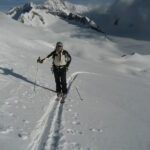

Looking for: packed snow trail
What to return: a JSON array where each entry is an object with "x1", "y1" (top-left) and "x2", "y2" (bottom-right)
[
  {"x1": 44, "y1": 103, "x2": 64, "y2": 150},
  {"x1": 27, "y1": 71, "x2": 98, "y2": 150},
  {"x1": 27, "y1": 72, "x2": 79, "y2": 150}
]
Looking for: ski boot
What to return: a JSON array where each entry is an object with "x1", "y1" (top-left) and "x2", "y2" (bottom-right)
[
  {"x1": 60, "y1": 93, "x2": 67, "y2": 104},
  {"x1": 56, "y1": 92, "x2": 62, "y2": 101}
]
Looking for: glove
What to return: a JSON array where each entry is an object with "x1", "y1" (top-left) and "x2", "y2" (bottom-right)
[
  {"x1": 37, "y1": 57, "x2": 43, "y2": 63},
  {"x1": 37, "y1": 57, "x2": 41, "y2": 63},
  {"x1": 40, "y1": 59, "x2": 44, "y2": 63},
  {"x1": 37, "y1": 57, "x2": 45, "y2": 63}
]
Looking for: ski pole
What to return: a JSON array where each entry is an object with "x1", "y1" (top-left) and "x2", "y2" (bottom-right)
[
  {"x1": 75, "y1": 86, "x2": 83, "y2": 101},
  {"x1": 34, "y1": 59, "x2": 39, "y2": 92}
]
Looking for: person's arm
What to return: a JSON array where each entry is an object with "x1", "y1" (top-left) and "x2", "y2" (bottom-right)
[
  {"x1": 39, "y1": 51, "x2": 55, "y2": 63},
  {"x1": 65, "y1": 51, "x2": 72, "y2": 67},
  {"x1": 46, "y1": 51, "x2": 55, "y2": 58}
]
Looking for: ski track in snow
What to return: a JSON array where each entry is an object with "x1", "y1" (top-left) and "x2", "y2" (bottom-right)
[{"x1": 27, "y1": 71, "x2": 97, "y2": 150}]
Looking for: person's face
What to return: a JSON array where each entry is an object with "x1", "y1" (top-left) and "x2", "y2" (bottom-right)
[{"x1": 56, "y1": 45, "x2": 63, "y2": 52}]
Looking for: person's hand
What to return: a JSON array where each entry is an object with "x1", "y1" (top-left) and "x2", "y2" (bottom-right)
[
  {"x1": 37, "y1": 57, "x2": 41, "y2": 63},
  {"x1": 37, "y1": 57, "x2": 45, "y2": 63},
  {"x1": 40, "y1": 59, "x2": 44, "y2": 63}
]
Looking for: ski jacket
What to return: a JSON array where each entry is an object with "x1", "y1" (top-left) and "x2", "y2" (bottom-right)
[{"x1": 46, "y1": 50, "x2": 71, "y2": 67}]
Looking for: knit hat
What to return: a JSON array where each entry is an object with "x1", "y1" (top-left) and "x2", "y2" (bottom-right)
[{"x1": 56, "y1": 42, "x2": 63, "y2": 47}]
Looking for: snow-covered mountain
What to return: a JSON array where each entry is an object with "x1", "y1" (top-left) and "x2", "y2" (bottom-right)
[
  {"x1": 108, "y1": 0, "x2": 150, "y2": 36},
  {"x1": 7, "y1": 2, "x2": 104, "y2": 34},
  {"x1": 45, "y1": 0, "x2": 89, "y2": 14},
  {"x1": 6, "y1": 0, "x2": 150, "y2": 40},
  {"x1": 83, "y1": 0, "x2": 150, "y2": 40},
  {"x1": 65, "y1": 1, "x2": 90, "y2": 14},
  {"x1": 44, "y1": 0, "x2": 69, "y2": 14}
]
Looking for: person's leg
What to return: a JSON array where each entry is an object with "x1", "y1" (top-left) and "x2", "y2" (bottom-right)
[
  {"x1": 53, "y1": 68, "x2": 61, "y2": 94},
  {"x1": 60, "y1": 68, "x2": 67, "y2": 95}
]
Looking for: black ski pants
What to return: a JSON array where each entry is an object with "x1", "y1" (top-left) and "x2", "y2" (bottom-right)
[{"x1": 53, "y1": 66, "x2": 67, "y2": 94}]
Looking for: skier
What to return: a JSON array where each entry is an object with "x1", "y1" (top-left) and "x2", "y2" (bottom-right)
[{"x1": 37, "y1": 42, "x2": 72, "y2": 103}]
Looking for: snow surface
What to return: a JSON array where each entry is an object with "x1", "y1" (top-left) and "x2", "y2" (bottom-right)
[{"x1": 0, "y1": 11, "x2": 150, "y2": 150}]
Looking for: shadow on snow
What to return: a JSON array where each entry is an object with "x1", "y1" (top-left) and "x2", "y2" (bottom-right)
[{"x1": 0, "y1": 67, "x2": 56, "y2": 93}]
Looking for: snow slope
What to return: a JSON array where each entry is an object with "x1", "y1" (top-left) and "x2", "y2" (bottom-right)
[
  {"x1": 0, "y1": 11, "x2": 150, "y2": 150},
  {"x1": 83, "y1": 0, "x2": 150, "y2": 40}
]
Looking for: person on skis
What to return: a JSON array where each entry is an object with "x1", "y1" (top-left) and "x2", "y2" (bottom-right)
[{"x1": 37, "y1": 42, "x2": 72, "y2": 101}]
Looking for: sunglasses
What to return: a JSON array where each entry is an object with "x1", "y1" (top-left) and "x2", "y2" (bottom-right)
[{"x1": 57, "y1": 45, "x2": 63, "y2": 47}]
